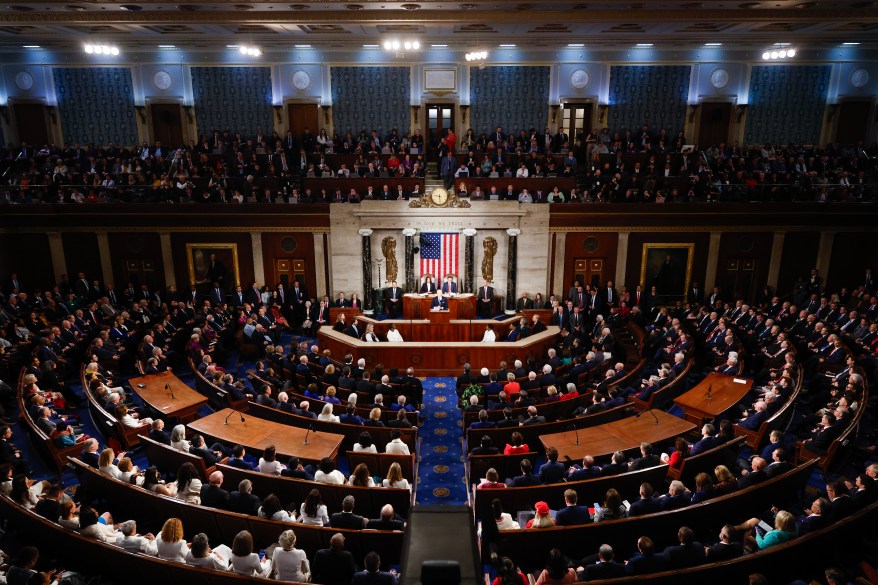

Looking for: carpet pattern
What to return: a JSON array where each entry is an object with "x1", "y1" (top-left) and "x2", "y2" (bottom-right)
[{"x1": 415, "y1": 377, "x2": 469, "y2": 506}]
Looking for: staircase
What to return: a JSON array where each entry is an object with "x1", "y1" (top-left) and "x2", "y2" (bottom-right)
[{"x1": 425, "y1": 162, "x2": 443, "y2": 192}]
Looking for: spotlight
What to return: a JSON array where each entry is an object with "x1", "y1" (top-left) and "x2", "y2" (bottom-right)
[
  {"x1": 412, "y1": 41, "x2": 420, "y2": 49},
  {"x1": 84, "y1": 44, "x2": 94, "y2": 53},
  {"x1": 392, "y1": 40, "x2": 400, "y2": 50},
  {"x1": 384, "y1": 40, "x2": 392, "y2": 50},
  {"x1": 787, "y1": 49, "x2": 796, "y2": 57},
  {"x1": 770, "y1": 51, "x2": 778, "y2": 59},
  {"x1": 240, "y1": 46, "x2": 248, "y2": 54},
  {"x1": 762, "y1": 51, "x2": 770, "y2": 59},
  {"x1": 110, "y1": 47, "x2": 120, "y2": 56}
]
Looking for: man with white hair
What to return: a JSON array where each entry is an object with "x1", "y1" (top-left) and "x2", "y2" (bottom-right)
[
  {"x1": 391, "y1": 395, "x2": 415, "y2": 413},
  {"x1": 478, "y1": 367, "x2": 490, "y2": 383},
  {"x1": 513, "y1": 359, "x2": 527, "y2": 378},
  {"x1": 541, "y1": 364, "x2": 556, "y2": 387},
  {"x1": 463, "y1": 394, "x2": 481, "y2": 413},
  {"x1": 276, "y1": 391, "x2": 294, "y2": 413}
]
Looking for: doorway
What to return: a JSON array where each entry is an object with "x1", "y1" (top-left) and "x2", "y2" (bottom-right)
[
  {"x1": 12, "y1": 103, "x2": 50, "y2": 146},
  {"x1": 835, "y1": 100, "x2": 871, "y2": 145},
  {"x1": 562, "y1": 103, "x2": 594, "y2": 146},
  {"x1": 723, "y1": 258, "x2": 758, "y2": 304},
  {"x1": 425, "y1": 103, "x2": 455, "y2": 162},
  {"x1": 697, "y1": 102, "x2": 733, "y2": 148},
  {"x1": 573, "y1": 258, "x2": 606, "y2": 291},
  {"x1": 287, "y1": 103, "x2": 320, "y2": 138},
  {"x1": 272, "y1": 258, "x2": 307, "y2": 290},
  {"x1": 150, "y1": 103, "x2": 184, "y2": 147}
]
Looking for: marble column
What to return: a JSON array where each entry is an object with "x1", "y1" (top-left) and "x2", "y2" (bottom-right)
[
  {"x1": 158, "y1": 232, "x2": 176, "y2": 288},
  {"x1": 463, "y1": 228, "x2": 477, "y2": 293},
  {"x1": 703, "y1": 231, "x2": 722, "y2": 294},
  {"x1": 360, "y1": 228, "x2": 374, "y2": 312},
  {"x1": 94, "y1": 231, "x2": 114, "y2": 286},
  {"x1": 402, "y1": 228, "x2": 417, "y2": 293},
  {"x1": 250, "y1": 232, "x2": 265, "y2": 286},
  {"x1": 766, "y1": 231, "x2": 786, "y2": 291},
  {"x1": 47, "y1": 232, "x2": 67, "y2": 284},
  {"x1": 816, "y1": 231, "x2": 836, "y2": 278},
  {"x1": 615, "y1": 232, "x2": 629, "y2": 285},
  {"x1": 505, "y1": 228, "x2": 520, "y2": 313}
]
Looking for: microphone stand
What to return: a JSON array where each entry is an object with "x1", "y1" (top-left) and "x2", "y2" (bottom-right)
[
  {"x1": 304, "y1": 424, "x2": 314, "y2": 445},
  {"x1": 635, "y1": 410, "x2": 660, "y2": 425},
  {"x1": 568, "y1": 424, "x2": 580, "y2": 445},
  {"x1": 166, "y1": 383, "x2": 175, "y2": 399},
  {"x1": 706, "y1": 383, "x2": 713, "y2": 401},
  {"x1": 224, "y1": 408, "x2": 237, "y2": 425}
]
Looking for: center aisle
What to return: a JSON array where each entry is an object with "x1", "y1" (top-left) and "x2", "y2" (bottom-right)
[{"x1": 415, "y1": 377, "x2": 469, "y2": 506}]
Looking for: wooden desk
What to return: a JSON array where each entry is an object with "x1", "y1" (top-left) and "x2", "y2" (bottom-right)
[
  {"x1": 403, "y1": 293, "x2": 477, "y2": 321},
  {"x1": 188, "y1": 409, "x2": 345, "y2": 465},
  {"x1": 129, "y1": 371, "x2": 208, "y2": 423},
  {"x1": 674, "y1": 373, "x2": 753, "y2": 424},
  {"x1": 327, "y1": 307, "x2": 363, "y2": 328},
  {"x1": 539, "y1": 410, "x2": 695, "y2": 461}
]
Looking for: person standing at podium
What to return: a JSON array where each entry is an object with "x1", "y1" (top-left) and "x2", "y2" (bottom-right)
[
  {"x1": 478, "y1": 280, "x2": 494, "y2": 318},
  {"x1": 430, "y1": 290, "x2": 449, "y2": 310},
  {"x1": 384, "y1": 281, "x2": 403, "y2": 318},
  {"x1": 441, "y1": 276, "x2": 458, "y2": 295},
  {"x1": 420, "y1": 276, "x2": 437, "y2": 294}
]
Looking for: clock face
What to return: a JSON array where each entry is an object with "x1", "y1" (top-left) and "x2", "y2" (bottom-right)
[
  {"x1": 153, "y1": 70, "x2": 172, "y2": 91},
  {"x1": 570, "y1": 69, "x2": 589, "y2": 89},
  {"x1": 430, "y1": 188, "x2": 449, "y2": 206},
  {"x1": 710, "y1": 68, "x2": 730, "y2": 89},
  {"x1": 15, "y1": 71, "x2": 34, "y2": 91},
  {"x1": 292, "y1": 70, "x2": 312, "y2": 91},
  {"x1": 851, "y1": 68, "x2": 870, "y2": 89}
]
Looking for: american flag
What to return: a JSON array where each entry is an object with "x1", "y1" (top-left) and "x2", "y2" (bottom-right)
[{"x1": 419, "y1": 232, "x2": 460, "y2": 280}]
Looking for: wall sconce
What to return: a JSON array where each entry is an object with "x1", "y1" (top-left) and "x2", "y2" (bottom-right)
[
  {"x1": 321, "y1": 105, "x2": 330, "y2": 125},
  {"x1": 459, "y1": 105, "x2": 469, "y2": 123},
  {"x1": 134, "y1": 105, "x2": 147, "y2": 123},
  {"x1": 598, "y1": 105, "x2": 608, "y2": 124},
  {"x1": 551, "y1": 104, "x2": 560, "y2": 125},
  {"x1": 688, "y1": 104, "x2": 699, "y2": 123},
  {"x1": 272, "y1": 105, "x2": 283, "y2": 124},
  {"x1": 411, "y1": 105, "x2": 420, "y2": 125},
  {"x1": 735, "y1": 104, "x2": 748, "y2": 123}
]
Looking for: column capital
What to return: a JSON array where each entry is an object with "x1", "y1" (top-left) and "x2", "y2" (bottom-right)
[
  {"x1": 402, "y1": 228, "x2": 417, "y2": 237},
  {"x1": 358, "y1": 228, "x2": 374, "y2": 237},
  {"x1": 462, "y1": 228, "x2": 478, "y2": 237},
  {"x1": 506, "y1": 228, "x2": 521, "y2": 237}
]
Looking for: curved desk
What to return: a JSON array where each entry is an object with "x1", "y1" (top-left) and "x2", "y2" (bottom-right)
[{"x1": 318, "y1": 324, "x2": 560, "y2": 376}]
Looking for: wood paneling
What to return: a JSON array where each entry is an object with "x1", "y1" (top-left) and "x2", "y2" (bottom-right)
[
  {"x1": 106, "y1": 232, "x2": 164, "y2": 290},
  {"x1": 835, "y1": 101, "x2": 872, "y2": 146},
  {"x1": 827, "y1": 232, "x2": 878, "y2": 294},
  {"x1": 777, "y1": 231, "x2": 820, "y2": 297},
  {"x1": 150, "y1": 103, "x2": 184, "y2": 148},
  {"x1": 625, "y1": 232, "x2": 710, "y2": 293},
  {"x1": 170, "y1": 233, "x2": 254, "y2": 291},
  {"x1": 0, "y1": 233, "x2": 54, "y2": 291},
  {"x1": 563, "y1": 233, "x2": 619, "y2": 295},
  {"x1": 260, "y1": 233, "x2": 317, "y2": 299},
  {"x1": 61, "y1": 233, "x2": 102, "y2": 284},
  {"x1": 716, "y1": 232, "x2": 773, "y2": 303},
  {"x1": 12, "y1": 103, "x2": 50, "y2": 146}
]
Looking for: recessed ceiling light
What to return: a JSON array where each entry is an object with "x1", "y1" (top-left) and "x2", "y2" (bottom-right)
[
  {"x1": 362, "y1": 44, "x2": 379, "y2": 48},
  {"x1": 158, "y1": 44, "x2": 176, "y2": 48},
  {"x1": 499, "y1": 44, "x2": 516, "y2": 47},
  {"x1": 22, "y1": 45, "x2": 41, "y2": 48},
  {"x1": 226, "y1": 45, "x2": 240, "y2": 48},
  {"x1": 431, "y1": 44, "x2": 447, "y2": 47},
  {"x1": 705, "y1": 42, "x2": 722, "y2": 46},
  {"x1": 567, "y1": 43, "x2": 585, "y2": 47},
  {"x1": 635, "y1": 43, "x2": 653, "y2": 47},
  {"x1": 294, "y1": 44, "x2": 312, "y2": 48},
  {"x1": 843, "y1": 42, "x2": 860, "y2": 45}
]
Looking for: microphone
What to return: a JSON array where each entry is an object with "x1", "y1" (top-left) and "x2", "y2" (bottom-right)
[
  {"x1": 706, "y1": 383, "x2": 713, "y2": 401},
  {"x1": 635, "y1": 410, "x2": 660, "y2": 425},
  {"x1": 166, "y1": 383, "x2": 175, "y2": 399},
  {"x1": 568, "y1": 424, "x2": 580, "y2": 445},
  {"x1": 304, "y1": 424, "x2": 315, "y2": 445}
]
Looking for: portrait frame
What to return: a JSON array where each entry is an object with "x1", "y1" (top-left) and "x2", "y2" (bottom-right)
[
  {"x1": 639, "y1": 243, "x2": 695, "y2": 301},
  {"x1": 186, "y1": 243, "x2": 241, "y2": 289}
]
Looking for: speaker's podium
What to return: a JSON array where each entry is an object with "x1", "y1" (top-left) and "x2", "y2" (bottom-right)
[{"x1": 400, "y1": 505, "x2": 481, "y2": 585}]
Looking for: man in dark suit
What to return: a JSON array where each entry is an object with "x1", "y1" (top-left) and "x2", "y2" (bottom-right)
[
  {"x1": 628, "y1": 482, "x2": 662, "y2": 516},
  {"x1": 689, "y1": 423, "x2": 720, "y2": 455},
  {"x1": 478, "y1": 280, "x2": 494, "y2": 318},
  {"x1": 280, "y1": 456, "x2": 315, "y2": 480},
  {"x1": 579, "y1": 545, "x2": 626, "y2": 581},
  {"x1": 705, "y1": 525, "x2": 743, "y2": 562},
  {"x1": 430, "y1": 290, "x2": 449, "y2": 310},
  {"x1": 148, "y1": 419, "x2": 171, "y2": 445},
  {"x1": 764, "y1": 447, "x2": 795, "y2": 478},
  {"x1": 554, "y1": 489, "x2": 592, "y2": 526},
  {"x1": 505, "y1": 458, "x2": 540, "y2": 487},
  {"x1": 629, "y1": 442, "x2": 661, "y2": 470},
  {"x1": 538, "y1": 447, "x2": 566, "y2": 484},
  {"x1": 601, "y1": 280, "x2": 619, "y2": 308},
  {"x1": 626, "y1": 536, "x2": 668, "y2": 575},
  {"x1": 291, "y1": 280, "x2": 307, "y2": 326},
  {"x1": 738, "y1": 457, "x2": 768, "y2": 489},
  {"x1": 797, "y1": 498, "x2": 832, "y2": 535},
  {"x1": 662, "y1": 526, "x2": 706, "y2": 569},
  {"x1": 384, "y1": 281, "x2": 403, "y2": 318},
  {"x1": 200, "y1": 471, "x2": 230, "y2": 509},
  {"x1": 521, "y1": 405, "x2": 546, "y2": 426},
  {"x1": 312, "y1": 533, "x2": 358, "y2": 585},
  {"x1": 366, "y1": 504, "x2": 405, "y2": 531},
  {"x1": 244, "y1": 282, "x2": 261, "y2": 307},
  {"x1": 441, "y1": 276, "x2": 458, "y2": 295},
  {"x1": 346, "y1": 319, "x2": 361, "y2": 339},
  {"x1": 330, "y1": 495, "x2": 368, "y2": 530},
  {"x1": 189, "y1": 434, "x2": 227, "y2": 467},
  {"x1": 227, "y1": 478, "x2": 261, "y2": 516},
  {"x1": 567, "y1": 455, "x2": 602, "y2": 481},
  {"x1": 230, "y1": 285, "x2": 245, "y2": 307},
  {"x1": 471, "y1": 435, "x2": 499, "y2": 456}
]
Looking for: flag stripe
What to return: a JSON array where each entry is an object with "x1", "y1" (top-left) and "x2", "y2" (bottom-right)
[{"x1": 419, "y1": 232, "x2": 459, "y2": 280}]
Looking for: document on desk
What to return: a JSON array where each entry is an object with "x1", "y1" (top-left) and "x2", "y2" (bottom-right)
[{"x1": 733, "y1": 378, "x2": 748, "y2": 384}]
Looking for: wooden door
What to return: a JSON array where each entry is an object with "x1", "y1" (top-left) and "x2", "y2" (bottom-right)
[
  {"x1": 562, "y1": 103, "x2": 593, "y2": 147},
  {"x1": 13, "y1": 103, "x2": 50, "y2": 146},
  {"x1": 287, "y1": 103, "x2": 320, "y2": 137},
  {"x1": 698, "y1": 102, "x2": 732, "y2": 149},
  {"x1": 425, "y1": 103, "x2": 455, "y2": 162},
  {"x1": 272, "y1": 258, "x2": 307, "y2": 290},
  {"x1": 150, "y1": 103, "x2": 184, "y2": 147},
  {"x1": 573, "y1": 258, "x2": 606, "y2": 290},
  {"x1": 722, "y1": 258, "x2": 758, "y2": 304},
  {"x1": 122, "y1": 258, "x2": 158, "y2": 290},
  {"x1": 836, "y1": 101, "x2": 871, "y2": 145}
]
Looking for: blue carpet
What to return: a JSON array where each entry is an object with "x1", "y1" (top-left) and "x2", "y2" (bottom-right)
[{"x1": 415, "y1": 377, "x2": 468, "y2": 506}]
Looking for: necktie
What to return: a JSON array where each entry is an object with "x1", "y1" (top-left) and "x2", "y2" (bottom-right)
[
  {"x1": 484, "y1": 288, "x2": 489, "y2": 301},
  {"x1": 579, "y1": 293, "x2": 583, "y2": 306}
]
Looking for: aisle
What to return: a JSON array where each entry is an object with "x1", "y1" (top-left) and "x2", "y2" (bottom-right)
[{"x1": 415, "y1": 377, "x2": 469, "y2": 506}]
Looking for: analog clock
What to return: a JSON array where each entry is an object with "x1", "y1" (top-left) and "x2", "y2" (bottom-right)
[
  {"x1": 710, "y1": 68, "x2": 730, "y2": 89},
  {"x1": 153, "y1": 70, "x2": 172, "y2": 91},
  {"x1": 430, "y1": 188, "x2": 449, "y2": 206},
  {"x1": 292, "y1": 70, "x2": 312, "y2": 91},
  {"x1": 570, "y1": 69, "x2": 589, "y2": 90}
]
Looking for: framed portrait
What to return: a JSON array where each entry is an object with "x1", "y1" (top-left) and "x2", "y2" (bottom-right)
[
  {"x1": 639, "y1": 243, "x2": 695, "y2": 301},
  {"x1": 186, "y1": 243, "x2": 240, "y2": 289}
]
